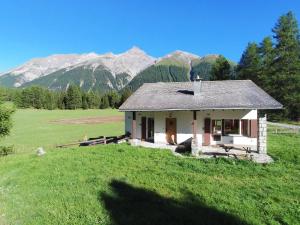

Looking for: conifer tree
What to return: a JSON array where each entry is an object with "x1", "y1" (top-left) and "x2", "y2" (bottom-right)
[
  {"x1": 236, "y1": 43, "x2": 261, "y2": 85},
  {"x1": 271, "y1": 11, "x2": 300, "y2": 119},
  {"x1": 66, "y1": 84, "x2": 82, "y2": 109},
  {"x1": 81, "y1": 93, "x2": 89, "y2": 109},
  {"x1": 100, "y1": 95, "x2": 109, "y2": 109},
  {"x1": 120, "y1": 88, "x2": 132, "y2": 105},
  {"x1": 258, "y1": 37, "x2": 274, "y2": 91},
  {"x1": 87, "y1": 91, "x2": 100, "y2": 109},
  {"x1": 210, "y1": 56, "x2": 231, "y2": 80},
  {"x1": 107, "y1": 91, "x2": 120, "y2": 108}
]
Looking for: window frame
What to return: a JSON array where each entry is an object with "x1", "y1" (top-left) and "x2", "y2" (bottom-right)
[{"x1": 222, "y1": 119, "x2": 240, "y2": 136}]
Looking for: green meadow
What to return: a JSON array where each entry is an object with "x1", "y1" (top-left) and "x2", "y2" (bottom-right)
[{"x1": 0, "y1": 109, "x2": 299, "y2": 225}]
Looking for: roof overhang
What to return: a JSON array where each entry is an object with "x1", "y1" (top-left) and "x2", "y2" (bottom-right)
[{"x1": 119, "y1": 106, "x2": 283, "y2": 112}]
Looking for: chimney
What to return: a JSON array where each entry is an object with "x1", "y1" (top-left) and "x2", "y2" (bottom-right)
[{"x1": 193, "y1": 75, "x2": 202, "y2": 96}]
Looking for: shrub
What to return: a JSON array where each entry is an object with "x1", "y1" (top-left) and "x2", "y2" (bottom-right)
[{"x1": 0, "y1": 146, "x2": 14, "y2": 156}]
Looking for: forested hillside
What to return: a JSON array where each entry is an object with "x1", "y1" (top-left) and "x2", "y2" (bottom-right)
[
  {"x1": 23, "y1": 66, "x2": 131, "y2": 92},
  {"x1": 126, "y1": 54, "x2": 236, "y2": 91}
]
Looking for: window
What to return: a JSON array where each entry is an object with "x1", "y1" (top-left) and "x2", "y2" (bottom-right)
[
  {"x1": 223, "y1": 119, "x2": 240, "y2": 135},
  {"x1": 212, "y1": 120, "x2": 222, "y2": 135}
]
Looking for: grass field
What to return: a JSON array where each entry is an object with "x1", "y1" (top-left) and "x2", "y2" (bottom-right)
[
  {"x1": 0, "y1": 109, "x2": 123, "y2": 153},
  {"x1": 0, "y1": 109, "x2": 299, "y2": 225}
]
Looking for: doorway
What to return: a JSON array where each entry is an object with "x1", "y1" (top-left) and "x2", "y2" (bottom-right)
[
  {"x1": 141, "y1": 117, "x2": 147, "y2": 140},
  {"x1": 166, "y1": 118, "x2": 177, "y2": 144},
  {"x1": 204, "y1": 118, "x2": 211, "y2": 145},
  {"x1": 147, "y1": 118, "x2": 154, "y2": 140}
]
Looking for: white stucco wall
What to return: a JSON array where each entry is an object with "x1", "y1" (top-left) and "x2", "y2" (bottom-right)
[
  {"x1": 125, "y1": 111, "x2": 132, "y2": 134},
  {"x1": 154, "y1": 111, "x2": 202, "y2": 144},
  {"x1": 124, "y1": 109, "x2": 257, "y2": 147}
]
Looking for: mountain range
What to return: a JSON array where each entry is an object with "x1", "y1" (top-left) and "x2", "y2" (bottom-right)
[{"x1": 0, "y1": 47, "x2": 235, "y2": 92}]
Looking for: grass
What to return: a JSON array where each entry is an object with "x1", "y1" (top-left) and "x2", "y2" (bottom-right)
[
  {"x1": 0, "y1": 109, "x2": 299, "y2": 225},
  {"x1": 280, "y1": 120, "x2": 300, "y2": 126},
  {"x1": 0, "y1": 109, "x2": 123, "y2": 153}
]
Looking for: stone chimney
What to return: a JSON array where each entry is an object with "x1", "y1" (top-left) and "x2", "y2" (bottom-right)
[{"x1": 193, "y1": 75, "x2": 202, "y2": 96}]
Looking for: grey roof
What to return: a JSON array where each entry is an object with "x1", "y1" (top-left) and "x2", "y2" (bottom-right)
[{"x1": 119, "y1": 80, "x2": 283, "y2": 111}]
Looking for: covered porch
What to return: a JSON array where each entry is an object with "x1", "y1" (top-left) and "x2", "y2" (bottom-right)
[{"x1": 126, "y1": 109, "x2": 267, "y2": 155}]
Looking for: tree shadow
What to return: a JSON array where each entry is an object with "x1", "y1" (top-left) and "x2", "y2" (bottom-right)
[{"x1": 100, "y1": 180, "x2": 249, "y2": 225}]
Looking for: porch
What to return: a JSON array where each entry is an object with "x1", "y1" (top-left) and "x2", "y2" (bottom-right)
[
  {"x1": 126, "y1": 109, "x2": 266, "y2": 151},
  {"x1": 129, "y1": 139, "x2": 272, "y2": 163}
]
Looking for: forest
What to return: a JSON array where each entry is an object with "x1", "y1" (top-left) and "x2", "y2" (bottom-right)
[{"x1": 0, "y1": 85, "x2": 132, "y2": 110}]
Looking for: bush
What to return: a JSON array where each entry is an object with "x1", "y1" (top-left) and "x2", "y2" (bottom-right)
[
  {"x1": 0, "y1": 146, "x2": 14, "y2": 156},
  {"x1": 0, "y1": 104, "x2": 15, "y2": 137}
]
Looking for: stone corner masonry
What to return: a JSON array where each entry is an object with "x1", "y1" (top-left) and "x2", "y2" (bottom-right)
[{"x1": 258, "y1": 114, "x2": 267, "y2": 154}]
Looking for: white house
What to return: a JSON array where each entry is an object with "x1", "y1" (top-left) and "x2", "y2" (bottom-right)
[{"x1": 119, "y1": 80, "x2": 282, "y2": 154}]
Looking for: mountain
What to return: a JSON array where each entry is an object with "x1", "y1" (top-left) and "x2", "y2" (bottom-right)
[
  {"x1": 20, "y1": 47, "x2": 155, "y2": 92},
  {"x1": 125, "y1": 53, "x2": 235, "y2": 92},
  {"x1": 0, "y1": 53, "x2": 99, "y2": 87},
  {"x1": 0, "y1": 47, "x2": 235, "y2": 92}
]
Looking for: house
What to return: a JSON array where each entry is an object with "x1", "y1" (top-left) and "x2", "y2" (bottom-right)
[{"x1": 119, "y1": 79, "x2": 282, "y2": 155}]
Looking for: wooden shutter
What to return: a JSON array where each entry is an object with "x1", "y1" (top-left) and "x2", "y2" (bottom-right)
[
  {"x1": 241, "y1": 119, "x2": 249, "y2": 136},
  {"x1": 250, "y1": 119, "x2": 257, "y2": 138},
  {"x1": 222, "y1": 119, "x2": 225, "y2": 136},
  {"x1": 241, "y1": 119, "x2": 245, "y2": 135},
  {"x1": 141, "y1": 117, "x2": 146, "y2": 140}
]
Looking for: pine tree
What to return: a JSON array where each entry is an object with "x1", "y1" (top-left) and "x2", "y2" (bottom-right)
[
  {"x1": 120, "y1": 88, "x2": 132, "y2": 105},
  {"x1": 258, "y1": 37, "x2": 275, "y2": 92},
  {"x1": 210, "y1": 56, "x2": 231, "y2": 80},
  {"x1": 57, "y1": 91, "x2": 66, "y2": 109},
  {"x1": 44, "y1": 91, "x2": 56, "y2": 110},
  {"x1": 87, "y1": 91, "x2": 100, "y2": 109},
  {"x1": 271, "y1": 11, "x2": 300, "y2": 120},
  {"x1": 107, "y1": 91, "x2": 120, "y2": 108},
  {"x1": 236, "y1": 43, "x2": 261, "y2": 85},
  {"x1": 100, "y1": 95, "x2": 109, "y2": 109},
  {"x1": 66, "y1": 84, "x2": 82, "y2": 110},
  {"x1": 81, "y1": 93, "x2": 89, "y2": 110}
]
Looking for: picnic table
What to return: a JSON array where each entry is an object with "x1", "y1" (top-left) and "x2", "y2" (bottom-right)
[{"x1": 220, "y1": 144, "x2": 253, "y2": 153}]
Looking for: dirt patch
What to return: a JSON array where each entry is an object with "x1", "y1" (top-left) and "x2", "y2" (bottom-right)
[{"x1": 50, "y1": 115, "x2": 123, "y2": 125}]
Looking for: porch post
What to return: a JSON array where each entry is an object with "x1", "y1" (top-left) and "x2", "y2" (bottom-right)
[
  {"x1": 131, "y1": 111, "x2": 136, "y2": 140},
  {"x1": 191, "y1": 110, "x2": 200, "y2": 156},
  {"x1": 193, "y1": 111, "x2": 197, "y2": 142},
  {"x1": 258, "y1": 114, "x2": 267, "y2": 154}
]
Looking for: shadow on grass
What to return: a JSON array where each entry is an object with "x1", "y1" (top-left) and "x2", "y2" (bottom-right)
[{"x1": 100, "y1": 180, "x2": 249, "y2": 225}]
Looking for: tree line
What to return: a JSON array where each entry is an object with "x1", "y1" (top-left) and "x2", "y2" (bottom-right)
[
  {"x1": 0, "y1": 85, "x2": 132, "y2": 110},
  {"x1": 210, "y1": 11, "x2": 300, "y2": 121}
]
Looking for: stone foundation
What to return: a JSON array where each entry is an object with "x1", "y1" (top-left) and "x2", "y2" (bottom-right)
[{"x1": 258, "y1": 115, "x2": 267, "y2": 154}]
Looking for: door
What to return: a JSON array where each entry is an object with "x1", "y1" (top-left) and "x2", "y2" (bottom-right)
[
  {"x1": 147, "y1": 118, "x2": 154, "y2": 139},
  {"x1": 141, "y1": 117, "x2": 147, "y2": 140},
  {"x1": 166, "y1": 118, "x2": 177, "y2": 144},
  {"x1": 204, "y1": 118, "x2": 211, "y2": 145}
]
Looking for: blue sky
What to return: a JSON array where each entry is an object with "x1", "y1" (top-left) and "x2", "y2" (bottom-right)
[{"x1": 0, "y1": 0, "x2": 299, "y2": 72}]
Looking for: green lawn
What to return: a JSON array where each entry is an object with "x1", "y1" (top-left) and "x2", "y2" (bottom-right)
[
  {"x1": 0, "y1": 109, "x2": 299, "y2": 225},
  {"x1": 1, "y1": 109, "x2": 123, "y2": 153}
]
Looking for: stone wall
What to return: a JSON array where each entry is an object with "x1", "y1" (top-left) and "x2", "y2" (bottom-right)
[{"x1": 258, "y1": 115, "x2": 267, "y2": 154}]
